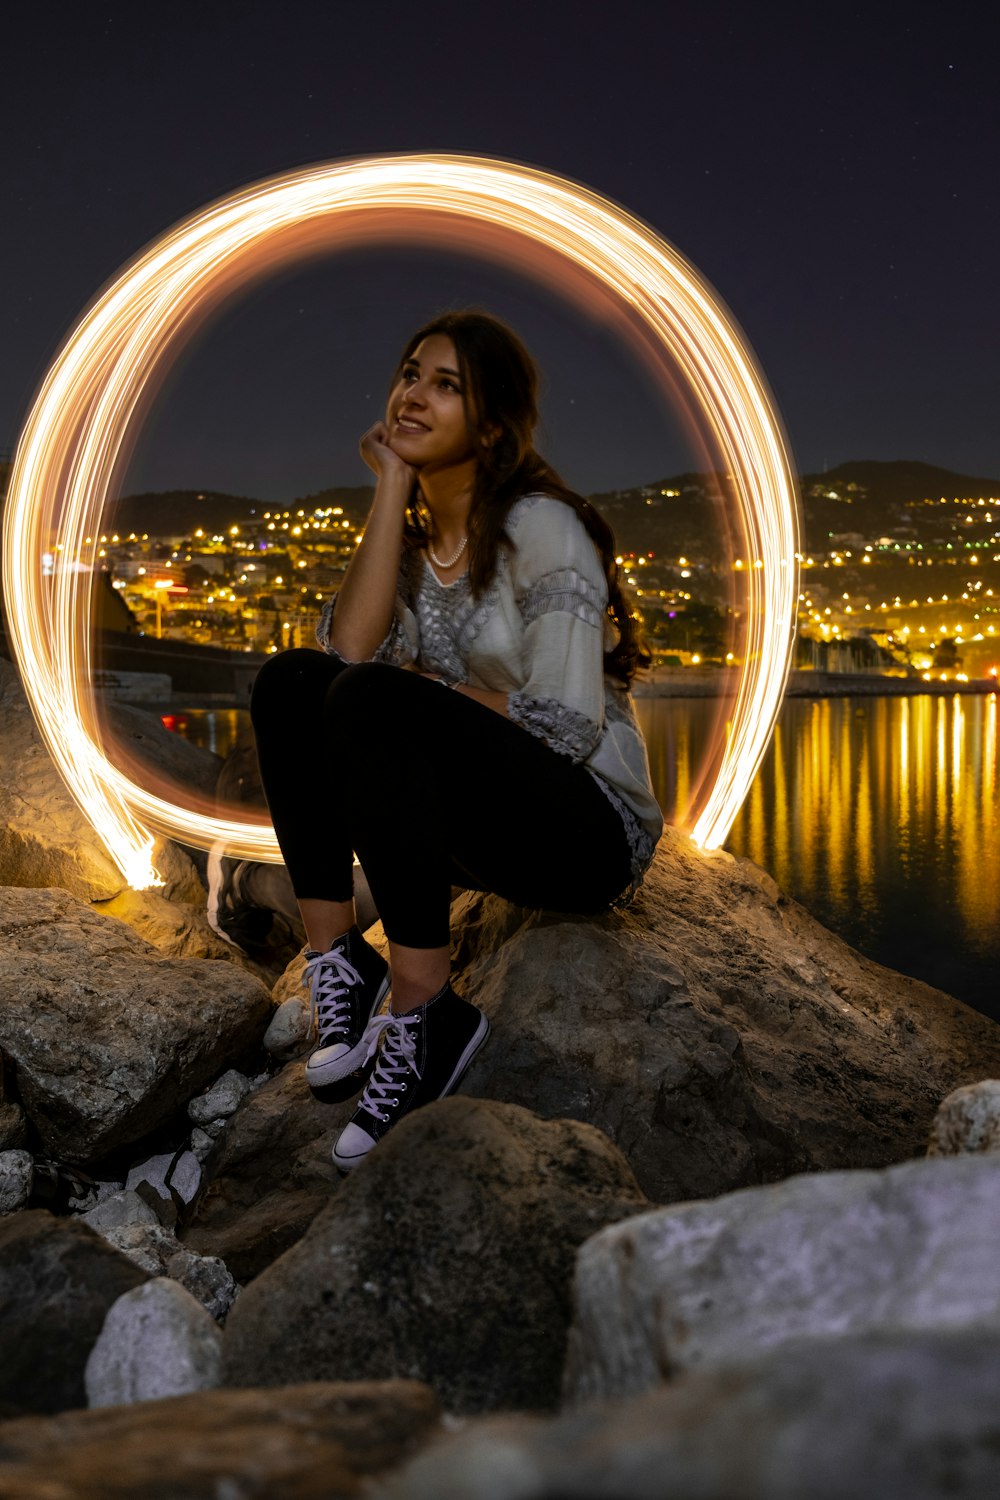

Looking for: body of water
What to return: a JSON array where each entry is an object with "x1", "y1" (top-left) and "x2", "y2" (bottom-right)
[
  {"x1": 636, "y1": 694, "x2": 1000, "y2": 1021},
  {"x1": 167, "y1": 695, "x2": 1000, "y2": 1022}
]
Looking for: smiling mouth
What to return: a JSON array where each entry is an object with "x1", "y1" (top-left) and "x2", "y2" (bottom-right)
[{"x1": 395, "y1": 417, "x2": 429, "y2": 433}]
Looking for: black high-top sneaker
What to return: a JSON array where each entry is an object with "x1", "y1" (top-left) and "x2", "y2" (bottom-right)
[
  {"x1": 331, "y1": 983, "x2": 491, "y2": 1171},
  {"x1": 303, "y1": 929, "x2": 391, "y2": 1088}
]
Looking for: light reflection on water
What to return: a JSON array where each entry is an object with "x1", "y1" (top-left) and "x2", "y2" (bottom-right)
[
  {"x1": 167, "y1": 698, "x2": 1000, "y2": 1021},
  {"x1": 636, "y1": 694, "x2": 1000, "y2": 1021}
]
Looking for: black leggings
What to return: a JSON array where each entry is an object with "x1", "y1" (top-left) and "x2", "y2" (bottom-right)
[{"x1": 250, "y1": 649, "x2": 633, "y2": 949}]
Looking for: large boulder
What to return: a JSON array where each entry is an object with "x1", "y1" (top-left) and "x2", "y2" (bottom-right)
[
  {"x1": 0, "y1": 658, "x2": 124, "y2": 899},
  {"x1": 0, "y1": 1210, "x2": 148, "y2": 1415},
  {"x1": 0, "y1": 886, "x2": 273, "y2": 1163},
  {"x1": 450, "y1": 828, "x2": 1000, "y2": 1202},
  {"x1": 222, "y1": 1097, "x2": 648, "y2": 1413},
  {"x1": 564, "y1": 1154, "x2": 1000, "y2": 1403},
  {"x1": 0, "y1": 1381, "x2": 440, "y2": 1499},
  {"x1": 376, "y1": 1328, "x2": 1000, "y2": 1500}
]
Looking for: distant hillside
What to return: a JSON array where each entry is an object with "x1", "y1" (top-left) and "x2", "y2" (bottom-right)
[
  {"x1": 106, "y1": 485, "x2": 374, "y2": 537},
  {"x1": 594, "y1": 461, "x2": 1000, "y2": 561}
]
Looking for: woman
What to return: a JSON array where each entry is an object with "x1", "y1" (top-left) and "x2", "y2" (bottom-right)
[{"x1": 250, "y1": 310, "x2": 662, "y2": 1171}]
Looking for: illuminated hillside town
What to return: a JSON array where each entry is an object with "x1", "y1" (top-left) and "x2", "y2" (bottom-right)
[{"x1": 3, "y1": 461, "x2": 999, "y2": 687}]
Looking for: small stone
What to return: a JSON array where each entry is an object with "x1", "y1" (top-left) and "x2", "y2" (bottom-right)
[
  {"x1": 190, "y1": 1127, "x2": 217, "y2": 1162},
  {"x1": 928, "y1": 1079, "x2": 1000, "y2": 1157},
  {"x1": 85, "y1": 1277, "x2": 222, "y2": 1406},
  {"x1": 263, "y1": 997, "x2": 311, "y2": 1057},
  {"x1": 167, "y1": 1248, "x2": 240, "y2": 1323},
  {"x1": 126, "y1": 1149, "x2": 201, "y2": 1205},
  {"x1": 188, "y1": 1070, "x2": 251, "y2": 1125},
  {"x1": 80, "y1": 1188, "x2": 161, "y2": 1234},
  {"x1": 198, "y1": 1117, "x2": 229, "y2": 1140},
  {"x1": 0, "y1": 1150, "x2": 33, "y2": 1214},
  {"x1": 97, "y1": 1221, "x2": 239, "y2": 1321}
]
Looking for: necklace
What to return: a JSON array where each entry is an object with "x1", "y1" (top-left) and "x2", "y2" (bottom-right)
[{"x1": 428, "y1": 534, "x2": 468, "y2": 570}]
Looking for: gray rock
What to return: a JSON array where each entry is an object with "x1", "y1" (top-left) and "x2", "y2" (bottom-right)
[
  {"x1": 189, "y1": 1126, "x2": 217, "y2": 1162},
  {"x1": 180, "y1": 1056, "x2": 354, "y2": 1281},
  {"x1": 187, "y1": 1068, "x2": 252, "y2": 1124},
  {"x1": 85, "y1": 1277, "x2": 222, "y2": 1406},
  {"x1": 928, "y1": 1078, "x2": 1000, "y2": 1156},
  {"x1": 448, "y1": 828, "x2": 1000, "y2": 1203},
  {"x1": 0, "y1": 1209, "x2": 148, "y2": 1415},
  {"x1": 0, "y1": 1148, "x2": 33, "y2": 1214},
  {"x1": 0, "y1": 886, "x2": 272, "y2": 1163},
  {"x1": 263, "y1": 994, "x2": 312, "y2": 1058},
  {"x1": 0, "y1": 1381, "x2": 440, "y2": 1498},
  {"x1": 80, "y1": 1187, "x2": 160, "y2": 1233},
  {"x1": 0, "y1": 658, "x2": 125, "y2": 900},
  {"x1": 0, "y1": 1097, "x2": 28, "y2": 1151},
  {"x1": 97, "y1": 1222, "x2": 239, "y2": 1321},
  {"x1": 126, "y1": 1149, "x2": 202, "y2": 1205},
  {"x1": 222, "y1": 1097, "x2": 648, "y2": 1413},
  {"x1": 564, "y1": 1154, "x2": 1000, "y2": 1404},
  {"x1": 375, "y1": 1329, "x2": 1000, "y2": 1500}
]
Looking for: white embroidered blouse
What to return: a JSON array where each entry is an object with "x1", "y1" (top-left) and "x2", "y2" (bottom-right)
[{"x1": 317, "y1": 493, "x2": 663, "y2": 893}]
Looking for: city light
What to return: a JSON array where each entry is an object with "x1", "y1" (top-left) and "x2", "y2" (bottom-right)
[{"x1": 2, "y1": 153, "x2": 797, "y2": 884}]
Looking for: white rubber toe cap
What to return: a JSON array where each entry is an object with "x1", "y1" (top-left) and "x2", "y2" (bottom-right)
[{"x1": 331, "y1": 1121, "x2": 378, "y2": 1171}]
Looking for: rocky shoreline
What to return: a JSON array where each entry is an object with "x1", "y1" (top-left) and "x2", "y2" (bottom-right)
[{"x1": 2, "y1": 654, "x2": 1000, "y2": 1497}]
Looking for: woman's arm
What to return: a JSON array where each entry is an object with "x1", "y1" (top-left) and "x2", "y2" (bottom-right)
[{"x1": 329, "y1": 422, "x2": 414, "y2": 662}]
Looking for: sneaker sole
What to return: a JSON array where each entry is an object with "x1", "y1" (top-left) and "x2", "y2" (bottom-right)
[
  {"x1": 304, "y1": 972, "x2": 392, "y2": 1087},
  {"x1": 206, "y1": 841, "x2": 242, "y2": 949},
  {"x1": 331, "y1": 1012, "x2": 492, "y2": 1172}
]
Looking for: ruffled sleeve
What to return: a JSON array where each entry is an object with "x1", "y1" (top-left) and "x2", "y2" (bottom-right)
[
  {"x1": 315, "y1": 552, "x2": 419, "y2": 667},
  {"x1": 506, "y1": 497, "x2": 608, "y2": 761}
]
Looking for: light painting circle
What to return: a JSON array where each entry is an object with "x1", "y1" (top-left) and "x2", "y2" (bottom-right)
[{"x1": 2, "y1": 154, "x2": 799, "y2": 888}]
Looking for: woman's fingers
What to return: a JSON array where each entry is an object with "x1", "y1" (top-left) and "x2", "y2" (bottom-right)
[{"x1": 360, "y1": 421, "x2": 416, "y2": 484}]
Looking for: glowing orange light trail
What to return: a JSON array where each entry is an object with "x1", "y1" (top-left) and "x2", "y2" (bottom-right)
[{"x1": 3, "y1": 155, "x2": 798, "y2": 885}]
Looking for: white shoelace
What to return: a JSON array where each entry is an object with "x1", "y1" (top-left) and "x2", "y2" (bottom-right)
[
  {"x1": 303, "y1": 947, "x2": 364, "y2": 1042},
  {"x1": 357, "y1": 1013, "x2": 422, "y2": 1121}
]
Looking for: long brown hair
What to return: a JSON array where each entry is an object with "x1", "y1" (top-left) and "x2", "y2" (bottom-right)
[{"x1": 394, "y1": 310, "x2": 650, "y2": 685}]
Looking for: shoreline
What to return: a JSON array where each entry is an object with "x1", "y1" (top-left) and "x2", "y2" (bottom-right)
[{"x1": 633, "y1": 669, "x2": 999, "y2": 700}]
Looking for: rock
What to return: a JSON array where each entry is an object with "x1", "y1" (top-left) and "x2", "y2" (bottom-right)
[
  {"x1": 80, "y1": 1187, "x2": 161, "y2": 1233},
  {"x1": 126, "y1": 1150, "x2": 202, "y2": 1205},
  {"x1": 190, "y1": 1126, "x2": 217, "y2": 1162},
  {"x1": 187, "y1": 1068, "x2": 252, "y2": 1124},
  {"x1": 564, "y1": 1154, "x2": 1000, "y2": 1404},
  {"x1": 0, "y1": 1149, "x2": 33, "y2": 1213},
  {"x1": 180, "y1": 1056, "x2": 354, "y2": 1281},
  {"x1": 100, "y1": 699, "x2": 223, "y2": 808},
  {"x1": 0, "y1": 1098, "x2": 28, "y2": 1151},
  {"x1": 449, "y1": 828, "x2": 1000, "y2": 1203},
  {"x1": 95, "y1": 1221, "x2": 239, "y2": 1321},
  {"x1": 0, "y1": 1381, "x2": 440, "y2": 1499},
  {"x1": 94, "y1": 885, "x2": 272, "y2": 976},
  {"x1": 928, "y1": 1078, "x2": 1000, "y2": 1156},
  {"x1": 264, "y1": 994, "x2": 312, "y2": 1058},
  {"x1": 0, "y1": 658, "x2": 125, "y2": 899},
  {"x1": 222, "y1": 1097, "x2": 648, "y2": 1413},
  {"x1": 0, "y1": 1209, "x2": 148, "y2": 1415},
  {"x1": 85, "y1": 1277, "x2": 223, "y2": 1407},
  {"x1": 375, "y1": 1328, "x2": 1000, "y2": 1500},
  {"x1": 0, "y1": 885, "x2": 273, "y2": 1164}
]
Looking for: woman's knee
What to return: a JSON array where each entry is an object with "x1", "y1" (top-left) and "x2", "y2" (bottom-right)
[{"x1": 250, "y1": 648, "x2": 339, "y2": 726}]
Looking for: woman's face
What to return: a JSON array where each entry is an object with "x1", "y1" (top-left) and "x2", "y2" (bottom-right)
[{"x1": 385, "y1": 334, "x2": 481, "y2": 474}]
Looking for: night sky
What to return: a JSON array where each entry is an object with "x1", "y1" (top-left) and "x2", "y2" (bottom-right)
[{"x1": 3, "y1": 2, "x2": 998, "y2": 502}]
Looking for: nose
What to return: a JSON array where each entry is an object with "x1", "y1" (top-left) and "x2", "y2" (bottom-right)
[{"x1": 402, "y1": 380, "x2": 427, "y2": 407}]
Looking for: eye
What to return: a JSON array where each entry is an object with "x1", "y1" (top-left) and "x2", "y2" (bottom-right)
[{"x1": 439, "y1": 377, "x2": 460, "y2": 393}]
